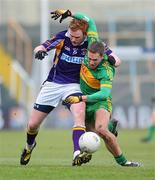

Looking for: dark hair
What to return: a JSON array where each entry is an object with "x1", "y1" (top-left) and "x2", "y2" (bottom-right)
[
  {"x1": 88, "y1": 41, "x2": 105, "y2": 56},
  {"x1": 69, "y1": 19, "x2": 88, "y2": 35}
]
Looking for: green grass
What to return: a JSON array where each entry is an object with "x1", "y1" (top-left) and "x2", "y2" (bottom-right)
[{"x1": 0, "y1": 129, "x2": 155, "y2": 180}]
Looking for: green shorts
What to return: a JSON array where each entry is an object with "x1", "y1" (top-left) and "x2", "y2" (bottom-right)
[{"x1": 85, "y1": 97, "x2": 112, "y2": 123}]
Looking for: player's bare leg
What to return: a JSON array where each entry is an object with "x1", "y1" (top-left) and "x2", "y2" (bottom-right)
[
  {"x1": 95, "y1": 108, "x2": 141, "y2": 167},
  {"x1": 20, "y1": 109, "x2": 48, "y2": 165}
]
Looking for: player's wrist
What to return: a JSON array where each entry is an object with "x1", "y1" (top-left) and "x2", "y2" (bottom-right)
[
  {"x1": 34, "y1": 45, "x2": 46, "y2": 53},
  {"x1": 81, "y1": 95, "x2": 87, "y2": 102}
]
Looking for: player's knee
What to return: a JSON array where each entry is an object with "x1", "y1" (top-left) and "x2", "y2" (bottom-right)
[
  {"x1": 96, "y1": 127, "x2": 111, "y2": 141},
  {"x1": 96, "y1": 126, "x2": 107, "y2": 137},
  {"x1": 27, "y1": 120, "x2": 39, "y2": 131}
]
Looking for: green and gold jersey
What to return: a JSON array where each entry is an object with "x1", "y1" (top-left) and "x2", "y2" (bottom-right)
[{"x1": 80, "y1": 57, "x2": 115, "y2": 99}]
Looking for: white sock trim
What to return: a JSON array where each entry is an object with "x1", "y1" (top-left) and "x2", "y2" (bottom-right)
[{"x1": 73, "y1": 150, "x2": 81, "y2": 160}]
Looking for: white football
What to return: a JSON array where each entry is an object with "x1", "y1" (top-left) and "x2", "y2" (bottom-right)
[{"x1": 79, "y1": 132, "x2": 101, "y2": 153}]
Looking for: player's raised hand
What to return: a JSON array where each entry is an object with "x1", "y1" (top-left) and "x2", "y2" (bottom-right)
[
  {"x1": 50, "y1": 10, "x2": 72, "y2": 23},
  {"x1": 35, "y1": 51, "x2": 48, "y2": 60},
  {"x1": 65, "y1": 95, "x2": 82, "y2": 104}
]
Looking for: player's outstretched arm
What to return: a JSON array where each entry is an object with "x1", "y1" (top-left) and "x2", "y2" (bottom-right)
[{"x1": 64, "y1": 85, "x2": 112, "y2": 104}]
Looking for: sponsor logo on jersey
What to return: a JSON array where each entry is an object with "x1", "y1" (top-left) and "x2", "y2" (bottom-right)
[
  {"x1": 61, "y1": 53, "x2": 83, "y2": 64},
  {"x1": 73, "y1": 48, "x2": 78, "y2": 55},
  {"x1": 64, "y1": 46, "x2": 71, "y2": 51}
]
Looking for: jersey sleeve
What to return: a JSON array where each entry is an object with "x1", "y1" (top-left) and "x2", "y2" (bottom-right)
[
  {"x1": 87, "y1": 84, "x2": 112, "y2": 102},
  {"x1": 41, "y1": 32, "x2": 65, "y2": 52},
  {"x1": 73, "y1": 12, "x2": 99, "y2": 44}
]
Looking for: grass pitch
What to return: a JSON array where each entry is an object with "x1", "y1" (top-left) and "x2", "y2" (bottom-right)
[{"x1": 0, "y1": 129, "x2": 155, "y2": 180}]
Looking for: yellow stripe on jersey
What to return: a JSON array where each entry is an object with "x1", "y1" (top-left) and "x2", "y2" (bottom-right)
[
  {"x1": 54, "y1": 40, "x2": 65, "y2": 66},
  {"x1": 87, "y1": 31, "x2": 98, "y2": 36},
  {"x1": 107, "y1": 97, "x2": 112, "y2": 113},
  {"x1": 101, "y1": 84, "x2": 112, "y2": 88},
  {"x1": 80, "y1": 64, "x2": 100, "y2": 89}
]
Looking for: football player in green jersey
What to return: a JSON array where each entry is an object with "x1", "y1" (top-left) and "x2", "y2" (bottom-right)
[{"x1": 65, "y1": 40, "x2": 141, "y2": 167}]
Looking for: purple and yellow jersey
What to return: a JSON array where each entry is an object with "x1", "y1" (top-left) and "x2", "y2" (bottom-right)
[{"x1": 42, "y1": 30, "x2": 88, "y2": 84}]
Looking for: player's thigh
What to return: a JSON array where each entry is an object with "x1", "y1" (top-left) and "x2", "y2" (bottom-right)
[
  {"x1": 62, "y1": 83, "x2": 85, "y2": 126},
  {"x1": 70, "y1": 102, "x2": 86, "y2": 126},
  {"x1": 70, "y1": 102, "x2": 85, "y2": 116},
  {"x1": 95, "y1": 108, "x2": 111, "y2": 130}
]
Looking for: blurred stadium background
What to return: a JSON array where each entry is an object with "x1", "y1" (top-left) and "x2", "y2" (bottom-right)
[{"x1": 0, "y1": 0, "x2": 155, "y2": 130}]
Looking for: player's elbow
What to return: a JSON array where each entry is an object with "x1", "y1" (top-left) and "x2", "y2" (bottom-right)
[
  {"x1": 110, "y1": 53, "x2": 121, "y2": 67},
  {"x1": 114, "y1": 57, "x2": 121, "y2": 67}
]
